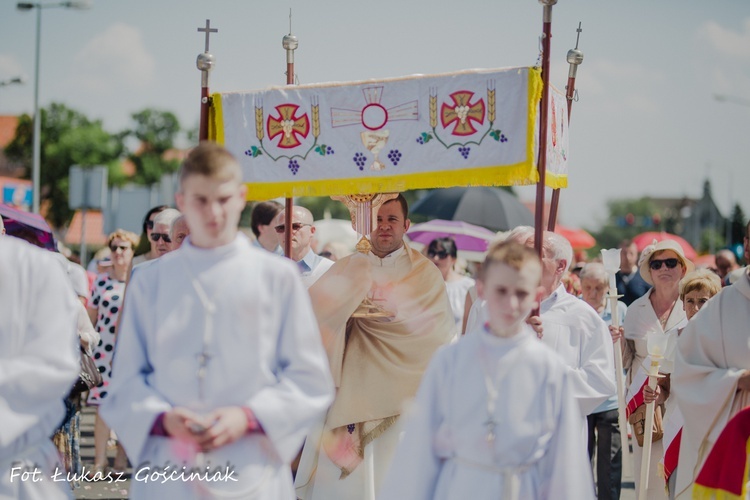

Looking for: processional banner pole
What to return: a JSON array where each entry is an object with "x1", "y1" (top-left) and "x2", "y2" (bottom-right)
[
  {"x1": 197, "y1": 20, "x2": 217, "y2": 141},
  {"x1": 282, "y1": 11, "x2": 297, "y2": 259},
  {"x1": 534, "y1": 0, "x2": 556, "y2": 258},
  {"x1": 547, "y1": 22, "x2": 583, "y2": 232}
]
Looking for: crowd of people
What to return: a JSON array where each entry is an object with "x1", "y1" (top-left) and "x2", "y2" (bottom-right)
[{"x1": 1, "y1": 142, "x2": 748, "y2": 499}]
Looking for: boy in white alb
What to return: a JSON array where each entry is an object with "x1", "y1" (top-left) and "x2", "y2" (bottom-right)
[
  {"x1": 100, "y1": 142, "x2": 334, "y2": 499},
  {"x1": 378, "y1": 241, "x2": 595, "y2": 500}
]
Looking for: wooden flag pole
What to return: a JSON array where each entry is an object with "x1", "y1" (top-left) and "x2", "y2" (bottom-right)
[
  {"x1": 282, "y1": 11, "x2": 297, "y2": 259},
  {"x1": 547, "y1": 22, "x2": 583, "y2": 232},
  {"x1": 197, "y1": 19, "x2": 217, "y2": 141},
  {"x1": 534, "y1": 0, "x2": 556, "y2": 258}
]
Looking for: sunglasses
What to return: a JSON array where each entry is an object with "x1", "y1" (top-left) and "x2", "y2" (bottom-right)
[
  {"x1": 110, "y1": 244, "x2": 132, "y2": 252},
  {"x1": 150, "y1": 233, "x2": 172, "y2": 243},
  {"x1": 428, "y1": 250, "x2": 450, "y2": 259},
  {"x1": 274, "y1": 223, "x2": 311, "y2": 234},
  {"x1": 146, "y1": 220, "x2": 154, "y2": 231},
  {"x1": 649, "y1": 258, "x2": 679, "y2": 271}
]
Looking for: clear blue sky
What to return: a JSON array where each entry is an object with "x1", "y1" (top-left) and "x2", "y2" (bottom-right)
[{"x1": 1, "y1": 0, "x2": 748, "y2": 230}]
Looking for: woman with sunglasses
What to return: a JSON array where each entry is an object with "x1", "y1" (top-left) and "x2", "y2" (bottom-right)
[
  {"x1": 132, "y1": 205, "x2": 167, "y2": 267},
  {"x1": 618, "y1": 239, "x2": 694, "y2": 499},
  {"x1": 426, "y1": 237, "x2": 475, "y2": 340},
  {"x1": 86, "y1": 228, "x2": 139, "y2": 478}
]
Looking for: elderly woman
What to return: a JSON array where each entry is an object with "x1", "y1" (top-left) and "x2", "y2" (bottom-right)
[
  {"x1": 642, "y1": 269, "x2": 721, "y2": 499},
  {"x1": 620, "y1": 240, "x2": 694, "y2": 499},
  {"x1": 86, "y1": 228, "x2": 139, "y2": 477},
  {"x1": 580, "y1": 263, "x2": 628, "y2": 500},
  {"x1": 426, "y1": 237, "x2": 474, "y2": 340}
]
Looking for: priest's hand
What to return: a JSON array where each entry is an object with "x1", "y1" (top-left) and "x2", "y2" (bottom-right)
[
  {"x1": 609, "y1": 325, "x2": 624, "y2": 343},
  {"x1": 196, "y1": 406, "x2": 248, "y2": 452},
  {"x1": 163, "y1": 407, "x2": 214, "y2": 444},
  {"x1": 527, "y1": 315, "x2": 543, "y2": 339}
]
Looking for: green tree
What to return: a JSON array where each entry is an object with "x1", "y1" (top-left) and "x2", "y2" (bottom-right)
[
  {"x1": 125, "y1": 109, "x2": 181, "y2": 185},
  {"x1": 5, "y1": 103, "x2": 125, "y2": 228},
  {"x1": 591, "y1": 197, "x2": 662, "y2": 250},
  {"x1": 730, "y1": 203, "x2": 747, "y2": 246}
]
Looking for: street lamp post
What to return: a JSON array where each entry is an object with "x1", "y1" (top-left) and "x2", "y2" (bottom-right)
[{"x1": 17, "y1": 0, "x2": 91, "y2": 214}]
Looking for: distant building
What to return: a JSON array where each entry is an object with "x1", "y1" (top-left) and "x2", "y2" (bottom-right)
[{"x1": 650, "y1": 179, "x2": 726, "y2": 251}]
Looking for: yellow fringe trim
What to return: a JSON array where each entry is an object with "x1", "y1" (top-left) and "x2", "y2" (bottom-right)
[
  {"x1": 546, "y1": 172, "x2": 568, "y2": 189},
  {"x1": 243, "y1": 162, "x2": 539, "y2": 201}
]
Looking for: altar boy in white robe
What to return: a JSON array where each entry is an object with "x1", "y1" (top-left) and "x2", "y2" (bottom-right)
[
  {"x1": 100, "y1": 142, "x2": 334, "y2": 499},
  {"x1": 379, "y1": 241, "x2": 595, "y2": 500},
  {"x1": 1, "y1": 236, "x2": 79, "y2": 499}
]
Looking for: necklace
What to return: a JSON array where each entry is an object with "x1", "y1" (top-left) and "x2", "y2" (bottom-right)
[
  {"x1": 180, "y1": 257, "x2": 216, "y2": 404},
  {"x1": 478, "y1": 334, "x2": 525, "y2": 454}
]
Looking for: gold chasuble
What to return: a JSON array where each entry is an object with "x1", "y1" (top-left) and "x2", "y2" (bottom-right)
[{"x1": 308, "y1": 242, "x2": 454, "y2": 476}]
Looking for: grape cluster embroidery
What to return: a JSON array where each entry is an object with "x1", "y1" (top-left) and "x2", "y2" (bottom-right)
[
  {"x1": 387, "y1": 150, "x2": 402, "y2": 166},
  {"x1": 315, "y1": 144, "x2": 335, "y2": 156},
  {"x1": 458, "y1": 146, "x2": 471, "y2": 159},
  {"x1": 288, "y1": 159, "x2": 300, "y2": 175},
  {"x1": 353, "y1": 152, "x2": 367, "y2": 171}
]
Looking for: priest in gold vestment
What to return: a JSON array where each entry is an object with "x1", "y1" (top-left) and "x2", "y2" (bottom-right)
[{"x1": 295, "y1": 194, "x2": 454, "y2": 500}]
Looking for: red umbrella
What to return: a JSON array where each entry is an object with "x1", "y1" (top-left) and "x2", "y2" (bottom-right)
[
  {"x1": 554, "y1": 225, "x2": 596, "y2": 250},
  {"x1": 632, "y1": 231, "x2": 697, "y2": 260}
]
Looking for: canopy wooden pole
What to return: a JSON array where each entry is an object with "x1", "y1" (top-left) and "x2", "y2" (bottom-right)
[
  {"x1": 534, "y1": 0, "x2": 556, "y2": 257},
  {"x1": 282, "y1": 14, "x2": 298, "y2": 259},
  {"x1": 548, "y1": 22, "x2": 583, "y2": 232}
]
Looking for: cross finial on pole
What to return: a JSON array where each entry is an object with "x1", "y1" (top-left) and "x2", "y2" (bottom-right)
[
  {"x1": 574, "y1": 21, "x2": 583, "y2": 49},
  {"x1": 198, "y1": 19, "x2": 218, "y2": 53}
]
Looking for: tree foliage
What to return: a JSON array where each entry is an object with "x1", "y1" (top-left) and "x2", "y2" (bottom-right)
[
  {"x1": 5, "y1": 103, "x2": 125, "y2": 228},
  {"x1": 590, "y1": 197, "x2": 662, "y2": 250},
  {"x1": 125, "y1": 109, "x2": 181, "y2": 185},
  {"x1": 730, "y1": 203, "x2": 747, "y2": 245}
]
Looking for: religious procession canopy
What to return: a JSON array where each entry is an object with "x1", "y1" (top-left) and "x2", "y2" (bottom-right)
[{"x1": 210, "y1": 66, "x2": 568, "y2": 200}]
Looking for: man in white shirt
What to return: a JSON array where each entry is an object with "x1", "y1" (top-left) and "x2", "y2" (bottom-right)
[{"x1": 273, "y1": 206, "x2": 334, "y2": 288}]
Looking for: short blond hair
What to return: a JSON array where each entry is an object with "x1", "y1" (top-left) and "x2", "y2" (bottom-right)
[
  {"x1": 179, "y1": 141, "x2": 242, "y2": 187},
  {"x1": 679, "y1": 269, "x2": 722, "y2": 301},
  {"x1": 479, "y1": 240, "x2": 541, "y2": 282},
  {"x1": 107, "y1": 229, "x2": 139, "y2": 249}
]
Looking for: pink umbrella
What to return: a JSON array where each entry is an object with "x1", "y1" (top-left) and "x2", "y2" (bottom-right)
[
  {"x1": 0, "y1": 203, "x2": 56, "y2": 250},
  {"x1": 406, "y1": 219, "x2": 496, "y2": 256}
]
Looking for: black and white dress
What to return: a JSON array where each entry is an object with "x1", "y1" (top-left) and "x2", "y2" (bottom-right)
[{"x1": 87, "y1": 273, "x2": 125, "y2": 405}]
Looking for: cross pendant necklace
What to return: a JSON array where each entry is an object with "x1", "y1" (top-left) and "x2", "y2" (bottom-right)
[
  {"x1": 479, "y1": 353, "x2": 500, "y2": 445},
  {"x1": 484, "y1": 416, "x2": 497, "y2": 444},
  {"x1": 182, "y1": 257, "x2": 217, "y2": 404}
]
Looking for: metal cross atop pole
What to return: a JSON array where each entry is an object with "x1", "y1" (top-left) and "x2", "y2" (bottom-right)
[
  {"x1": 197, "y1": 19, "x2": 217, "y2": 141},
  {"x1": 198, "y1": 19, "x2": 217, "y2": 52}
]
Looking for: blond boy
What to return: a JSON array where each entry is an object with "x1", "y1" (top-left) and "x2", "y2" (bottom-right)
[
  {"x1": 378, "y1": 241, "x2": 595, "y2": 500},
  {"x1": 101, "y1": 142, "x2": 334, "y2": 499}
]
